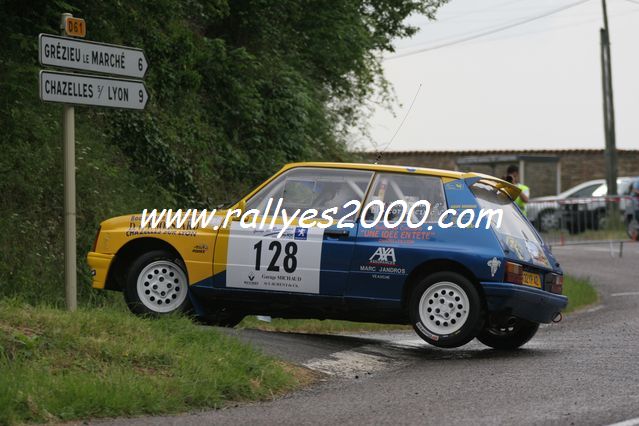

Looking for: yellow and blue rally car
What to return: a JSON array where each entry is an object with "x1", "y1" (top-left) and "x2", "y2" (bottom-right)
[{"x1": 87, "y1": 162, "x2": 567, "y2": 349}]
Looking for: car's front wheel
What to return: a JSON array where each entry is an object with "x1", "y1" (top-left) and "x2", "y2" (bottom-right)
[
  {"x1": 409, "y1": 271, "x2": 484, "y2": 348},
  {"x1": 477, "y1": 318, "x2": 539, "y2": 350},
  {"x1": 124, "y1": 250, "x2": 192, "y2": 316}
]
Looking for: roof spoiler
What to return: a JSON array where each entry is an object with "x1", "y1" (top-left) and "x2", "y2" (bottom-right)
[{"x1": 462, "y1": 172, "x2": 521, "y2": 201}]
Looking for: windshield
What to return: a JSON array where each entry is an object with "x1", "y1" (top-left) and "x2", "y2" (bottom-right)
[
  {"x1": 472, "y1": 182, "x2": 552, "y2": 268},
  {"x1": 471, "y1": 182, "x2": 542, "y2": 245}
]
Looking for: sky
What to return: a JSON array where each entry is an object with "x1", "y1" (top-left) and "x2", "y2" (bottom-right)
[{"x1": 354, "y1": 0, "x2": 639, "y2": 152}]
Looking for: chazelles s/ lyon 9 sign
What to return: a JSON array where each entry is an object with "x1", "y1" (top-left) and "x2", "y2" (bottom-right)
[{"x1": 39, "y1": 70, "x2": 148, "y2": 110}]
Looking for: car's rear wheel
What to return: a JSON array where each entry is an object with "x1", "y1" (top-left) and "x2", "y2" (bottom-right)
[
  {"x1": 409, "y1": 271, "x2": 484, "y2": 348},
  {"x1": 537, "y1": 209, "x2": 558, "y2": 232},
  {"x1": 477, "y1": 318, "x2": 539, "y2": 350},
  {"x1": 124, "y1": 250, "x2": 192, "y2": 316}
]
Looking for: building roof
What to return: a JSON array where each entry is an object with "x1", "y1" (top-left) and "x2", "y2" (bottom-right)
[{"x1": 365, "y1": 148, "x2": 639, "y2": 156}]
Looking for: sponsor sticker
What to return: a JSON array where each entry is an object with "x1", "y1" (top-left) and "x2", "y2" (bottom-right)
[
  {"x1": 487, "y1": 257, "x2": 501, "y2": 277},
  {"x1": 416, "y1": 322, "x2": 439, "y2": 341}
]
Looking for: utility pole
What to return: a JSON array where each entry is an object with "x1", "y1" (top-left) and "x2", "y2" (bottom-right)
[
  {"x1": 61, "y1": 13, "x2": 77, "y2": 311},
  {"x1": 600, "y1": 0, "x2": 618, "y2": 198}
]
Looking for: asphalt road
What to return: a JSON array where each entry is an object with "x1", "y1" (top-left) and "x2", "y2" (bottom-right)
[{"x1": 93, "y1": 243, "x2": 639, "y2": 426}]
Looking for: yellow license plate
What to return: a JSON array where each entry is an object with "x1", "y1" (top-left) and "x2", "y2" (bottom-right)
[{"x1": 522, "y1": 272, "x2": 542, "y2": 288}]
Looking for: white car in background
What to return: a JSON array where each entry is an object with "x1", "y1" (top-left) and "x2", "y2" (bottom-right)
[
  {"x1": 528, "y1": 179, "x2": 605, "y2": 232},
  {"x1": 529, "y1": 177, "x2": 636, "y2": 232}
]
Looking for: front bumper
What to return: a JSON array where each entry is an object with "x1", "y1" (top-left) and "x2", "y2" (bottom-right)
[
  {"x1": 481, "y1": 282, "x2": 568, "y2": 324},
  {"x1": 86, "y1": 251, "x2": 114, "y2": 289}
]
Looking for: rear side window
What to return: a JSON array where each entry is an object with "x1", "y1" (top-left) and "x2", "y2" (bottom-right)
[
  {"x1": 246, "y1": 167, "x2": 373, "y2": 219},
  {"x1": 364, "y1": 173, "x2": 447, "y2": 223},
  {"x1": 570, "y1": 184, "x2": 602, "y2": 198}
]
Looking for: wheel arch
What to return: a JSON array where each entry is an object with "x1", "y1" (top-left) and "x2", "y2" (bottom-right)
[
  {"x1": 105, "y1": 238, "x2": 184, "y2": 291},
  {"x1": 402, "y1": 259, "x2": 483, "y2": 309}
]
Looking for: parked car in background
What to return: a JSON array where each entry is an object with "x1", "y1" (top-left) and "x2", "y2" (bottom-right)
[
  {"x1": 528, "y1": 179, "x2": 605, "y2": 232},
  {"x1": 560, "y1": 177, "x2": 638, "y2": 234},
  {"x1": 624, "y1": 177, "x2": 639, "y2": 240}
]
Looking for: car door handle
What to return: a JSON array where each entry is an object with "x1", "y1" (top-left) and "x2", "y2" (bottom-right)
[{"x1": 325, "y1": 230, "x2": 350, "y2": 238}]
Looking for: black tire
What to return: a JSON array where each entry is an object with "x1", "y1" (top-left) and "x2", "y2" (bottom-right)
[
  {"x1": 477, "y1": 319, "x2": 539, "y2": 350},
  {"x1": 123, "y1": 250, "x2": 192, "y2": 317},
  {"x1": 537, "y1": 209, "x2": 557, "y2": 232},
  {"x1": 409, "y1": 271, "x2": 484, "y2": 348}
]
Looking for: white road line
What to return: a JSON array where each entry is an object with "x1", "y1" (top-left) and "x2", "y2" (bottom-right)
[
  {"x1": 606, "y1": 417, "x2": 639, "y2": 426},
  {"x1": 611, "y1": 292, "x2": 639, "y2": 297},
  {"x1": 304, "y1": 350, "x2": 389, "y2": 377},
  {"x1": 303, "y1": 344, "x2": 409, "y2": 377}
]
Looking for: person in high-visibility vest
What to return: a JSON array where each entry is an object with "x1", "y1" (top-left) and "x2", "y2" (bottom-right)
[{"x1": 507, "y1": 165, "x2": 529, "y2": 216}]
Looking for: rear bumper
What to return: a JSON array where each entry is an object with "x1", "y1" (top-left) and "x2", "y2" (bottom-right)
[
  {"x1": 481, "y1": 282, "x2": 568, "y2": 324},
  {"x1": 86, "y1": 251, "x2": 114, "y2": 289}
]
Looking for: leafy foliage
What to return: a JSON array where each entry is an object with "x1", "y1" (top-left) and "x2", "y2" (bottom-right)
[{"x1": 0, "y1": 0, "x2": 446, "y2": 303}]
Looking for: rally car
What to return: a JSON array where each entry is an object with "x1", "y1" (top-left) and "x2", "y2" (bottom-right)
[{"x1": 87, "y1": 162, "x2": 567, "y2": 349}]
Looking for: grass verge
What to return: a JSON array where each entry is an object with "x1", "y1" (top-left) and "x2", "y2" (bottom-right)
[
  {"x1": 240, "y1": 274, "x2": 598, "y2": 333},
  {"x1": 0, "y1": 301, "x2": 308, "y2": 425},
  {"x1": 239, "y1": 316, "x2": 410, "y2": 334},
  {"x1": 562, "y1": 275, "x2": 599, "y2": 313}
]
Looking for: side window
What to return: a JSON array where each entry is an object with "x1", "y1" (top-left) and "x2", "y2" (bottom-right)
[
  {"x1": 246, "y1": 167, "x2": 373, "y2": 219},
  {"x1": 363, "y1": 173, "x2": 447, "y2": 223},
  {"x1": 570, "y1": 184, "x2": 602, "y2": 198}
]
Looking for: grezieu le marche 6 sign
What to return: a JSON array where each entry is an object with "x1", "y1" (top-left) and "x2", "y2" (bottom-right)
[
  {"x1": 39, "y1": 34, "x2": 148, "y2": 79},
  {"x1": 39, "y1": 70, "x2": 148, "y2": 110}
]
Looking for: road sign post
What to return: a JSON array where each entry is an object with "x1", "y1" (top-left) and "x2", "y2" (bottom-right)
[
  {"x1": 40, "y1": 13, "x2": 148, "y2": 311},
  {"x1": 60, "y1": 13, "x2": 77, "y2": 312}
]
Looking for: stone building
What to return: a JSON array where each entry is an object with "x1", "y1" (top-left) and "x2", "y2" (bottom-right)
[{"x1": 364, "y1": 149, "x2": 639, "y2": 197}]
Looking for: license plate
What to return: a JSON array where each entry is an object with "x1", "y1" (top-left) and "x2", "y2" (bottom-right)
[{"x1": 522, "y1": 271, "x2": 542, "y2": 288}]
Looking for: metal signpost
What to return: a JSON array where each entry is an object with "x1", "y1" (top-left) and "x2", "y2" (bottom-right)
[{"x1": 38, "y1": 13, "x2": 149, "y2": 311}]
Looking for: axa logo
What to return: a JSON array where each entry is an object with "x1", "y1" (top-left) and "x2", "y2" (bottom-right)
[{"x1": 369, "y1": 247, "x2": 396, "y2": 264}]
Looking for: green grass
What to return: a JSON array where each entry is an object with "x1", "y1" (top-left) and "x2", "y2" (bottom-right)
[
  {"x1": 239, "y1": 274, "x2": 599, "y2": 333},
  {"x1": 0, "y1": 301, "x2": 310, "y2": 425},
  {"x1": 239, "y1": 317, "x2": 410, "y2": 334},
  {"x1": 562, "y1": 275, "x2": 599, "y2": 313}
]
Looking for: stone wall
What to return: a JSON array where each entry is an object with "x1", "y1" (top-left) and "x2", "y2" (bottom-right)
[{"x1": 364, "y1": 149, "x2": 639, "y2": 197}]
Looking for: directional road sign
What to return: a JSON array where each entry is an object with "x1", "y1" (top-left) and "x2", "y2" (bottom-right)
[
  {"x1": 39, "y1": 70, "x2": 148, "y2": 110},
  {"x1": 39, "y1": 34, "x2": 148, "y2": 79}
]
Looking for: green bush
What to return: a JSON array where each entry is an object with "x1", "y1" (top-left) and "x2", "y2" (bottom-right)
[{"x1": 0, "y1": 0, "x2": 446, "y2": 304}]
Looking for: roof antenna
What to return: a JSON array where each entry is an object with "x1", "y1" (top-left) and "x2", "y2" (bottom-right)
[{"x1": 374, "y1": 83, "x2": 422, "y2": 164}]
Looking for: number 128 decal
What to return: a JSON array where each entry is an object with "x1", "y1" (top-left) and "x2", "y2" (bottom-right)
[
  {"x1": 253, "y1": 240, "x2": 298, "y2": 273},
  {"x1": 226, "y1": 223, "x2": 323, "y2": 294}
]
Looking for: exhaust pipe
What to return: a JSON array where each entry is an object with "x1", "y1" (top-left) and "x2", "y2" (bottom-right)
[{"x1": 552, "y1": 312, "x2": 563, "y2": 323}]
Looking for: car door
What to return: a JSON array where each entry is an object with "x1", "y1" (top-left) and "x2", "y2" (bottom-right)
[
  {"x1": 215, "y1": 167, "x2": 373, "y2": 297},
  {"x1": 348, "y1": 172, "x2": 447, "y2": 302}
]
